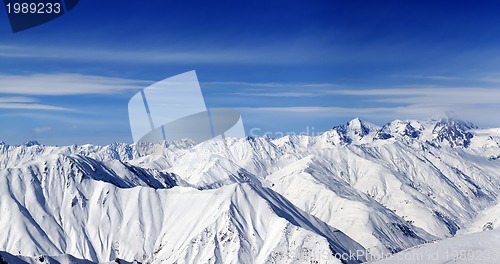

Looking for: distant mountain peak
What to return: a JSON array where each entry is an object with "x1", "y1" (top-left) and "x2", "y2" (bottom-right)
[
  {"x1": 374, "y1": 120, "x2": 421, "y2": 140},
  {"x1": 348, "y1": 117, "x2": 363, "y2": 124},
  {"x1": 326, "y1": 118, "x2": 379, "y2": 145},
  {"x1": 23, "y1": 140, "x2": 40, "y2": 147},
  {"x1": 432, "y1": 118, "x2": 476, "y2": 147},
  {"x1": 347, "y1": 117, "x2": 371, "y2": 136}
]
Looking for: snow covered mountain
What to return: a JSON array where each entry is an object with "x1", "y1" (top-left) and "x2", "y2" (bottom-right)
[
  {"x1": 1, "y1": 115, "x2": 499, "y2": 263},
  {"x1": 0, "y1": 154, "x2": 364, "y2": 263}
]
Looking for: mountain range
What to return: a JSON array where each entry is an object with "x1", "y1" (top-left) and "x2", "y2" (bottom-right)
[{"x1": 0, "y1": 115, "x2": 499, "y2": 263}]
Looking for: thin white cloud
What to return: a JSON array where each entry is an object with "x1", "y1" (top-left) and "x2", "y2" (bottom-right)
[
  {"x1": 393, "y1": 74, "x2": 458, "y2": 80},
  {"x1": 231, "y1": 92, "x2": 321, "y2": 97},
  {"x1": 329, "y1": 87, "x2": 500, "y2": 105},
  {"x1": 478, "y1": 77, "x2": 500, "y2": 84},
  {"x1": 239, "y1": 87, "x2": 500, "y2": 126},
  {"x1": 34, "y1": 127, "x2": 52, "y2": 133},
  {"x1": 239, "y1": 105, "x2": 443, "y2": 115},
  {"x1": 220, "y1": 86, "x2": 500, "y2": 102},
  {"x1": 203, "y1": 81, "x2": 335, "y2": 88},
  {"x1": 241, "y1": 106, "x2": 352, "y2": 112},
  {"x1": 393, "y1": 73, "x2": 500, "y2": 85},
  {"x1": 0, "y1": 103, "x2": 72, "y2": 111},
  {"x1": 0, "y1": 73, "x2": 151, "y2": 95},
  {"x1": 203, "y1": 81, "x2": 338, "y2": 97},
  {"x1": 0, "y1": 45, "x2": 324, "y2": 65},
  {"x1": 0, "y1": 96, "x2": 73, "y2": 111},
  {"x1": 0, "y1": 96, "x2": 37, "y2": 103}
]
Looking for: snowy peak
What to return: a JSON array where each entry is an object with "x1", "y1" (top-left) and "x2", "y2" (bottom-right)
[
  {"x1": 346, "y1": 118, "x2": 371, "y2": 137},
  {"x1": 375, "y1": 120, "x2": 421, "y2": 140},
  {"x1": 356, "y1": 115, "x2": 479, "y2": 148},
  {"x1": 24, "y1": 140, "x2": 40, "y2": 147},
  {"x1": 346, "y1": 117, "x2": 377, "y2": 137},
  {"x1": 431, "y1": 117, "x2": 476, "y2": 147},
  {"x1": 327, "y1": 118, "x2": 380, "y2": 144}
]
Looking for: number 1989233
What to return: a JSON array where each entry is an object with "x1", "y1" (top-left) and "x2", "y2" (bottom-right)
[{"x1": 5, "y1": 2, "x2": 61, "y2": 14}]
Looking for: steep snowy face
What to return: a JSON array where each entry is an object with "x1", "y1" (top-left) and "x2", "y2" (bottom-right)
[
  {"x1": 326, "y1": 118, "x2": 380, "y2": 145},
  {"x1": 374, "y1": 120, "x2": 421, "y2": 141},
  {"x1": 265, "y1": 155, "x2": 435, "y2": 258},
  {"x1": 349, "y1": 141, "x2": 499, "y2": 237},
  {"x1": 431, "y1": 118, "x2": 476, "y2": 148},
  {"x1": 346, "y1": 118, "x2": 373, "y2": 137}
]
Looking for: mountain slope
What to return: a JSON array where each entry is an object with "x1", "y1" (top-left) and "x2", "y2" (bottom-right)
[
  {"x1": 265, "y1": 154, "x2": 435, "y2": 258},
  {"x1": 0, "y1": 153, "x2": 364, "y2": 263}
]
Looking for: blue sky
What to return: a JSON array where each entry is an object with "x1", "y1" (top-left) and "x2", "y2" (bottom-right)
[{"x1": 1, "y1": 0, "x2": 500, "y2": 145}]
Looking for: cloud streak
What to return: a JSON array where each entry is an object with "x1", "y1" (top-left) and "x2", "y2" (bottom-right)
[
  {"x1": 392, "y1": 74, "x2": 458, "y2": 81},
  {"x1": 239, "y1": 105, "x2": 446, "y2": 115},
  {"x1": 0, "y1": 96, "x2": 37, "y2": 103},
  {"x1": 34, "y1": 127, "x2": 52, "y2": 133},
  {"x1": 330, "y1": 87, "x2": 500, "y2": 105},
  {"x1": 203, "y1": 81, "x2": 335, "y2": 88},
  {"x1": 0, "y1": 103, "x2": 72, "y2": 111},
  {"x1": 239, "y1": 86, "x2": 500, "y2": 126},
  {"x1": 203, "y1": 81, "x2": 338, "y2": 97},
  {"x1": 0, "y1": 96, "x2": 73, "y2": 111},
  {"x1": 231, "y1": 92, "x2": 322, "y2": 97},
  {"x1": 0, "y1": 45, "x2": 325, "y2": 65},
  {"x1": 0, "y1": 73, "x2": 151, "y2": 95}
]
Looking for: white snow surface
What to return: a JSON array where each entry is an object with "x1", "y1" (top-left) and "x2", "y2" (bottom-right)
[
  {"x1": 1, "y1": 116, "x2": 500, "y2": 263},
  {"x1": 371, "y1": 228, "x2": 500, "y2": 264}
]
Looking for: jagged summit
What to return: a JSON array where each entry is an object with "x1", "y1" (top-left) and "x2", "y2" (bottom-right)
[
  {"x1": 8, "y1": 116, "x2": 483, "y2": 153},
  {"x1": 332, "y1": 118, "x2": 379, "y2": 132},
  {"x1": 327, "y1": 118, "x2": 380, "y2": 144},
  {"x1": 432, "y1": 118, "x2": 476, "y2": 147},
  {"x1": 24, "y1": 140, "x2": 40, "y2": 147},
  {"x1": 428, "y1": 111, "x2": 478, "y2": 130},
  {"x1": 326, "y1": 115, "x2": 480, "y2": 148},
  {"x1": 374, "y1": 120, "x2": 421, "y2": 140},
  {"x1": 346, "y1": 117, "x2": 373, "y2": 137}
]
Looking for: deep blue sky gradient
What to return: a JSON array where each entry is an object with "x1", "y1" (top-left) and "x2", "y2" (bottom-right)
[{"x1": 1, "y1": 0, "x2": 500, "y2": 144}]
